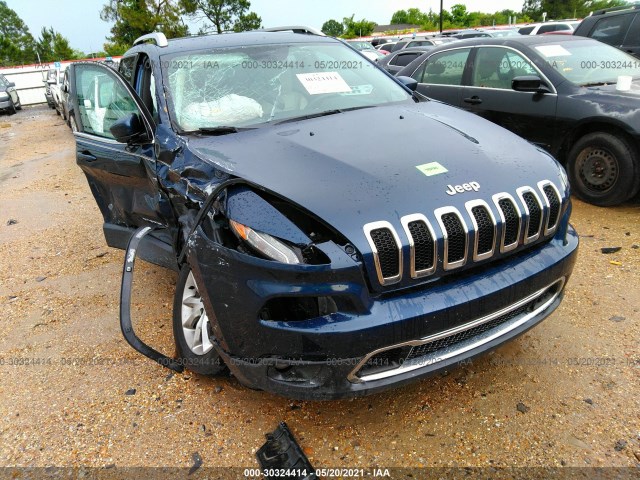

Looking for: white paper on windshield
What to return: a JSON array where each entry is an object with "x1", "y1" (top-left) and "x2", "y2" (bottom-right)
[
  {"x1": 296, "y1": 72, "x2": 352, "y2": 95},
  {"x1": 534, "y1": 45, "x2": 571, "y2": 57}
]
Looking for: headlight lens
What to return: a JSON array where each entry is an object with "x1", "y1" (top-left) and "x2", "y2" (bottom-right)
[{"x1": 229, "y1": 219, "x2": 300, "y2": 264}]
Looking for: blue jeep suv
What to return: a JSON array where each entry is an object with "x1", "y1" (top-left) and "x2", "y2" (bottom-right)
[{"x1": 67, "y1": 30, "x2": 579, "y2": 399}]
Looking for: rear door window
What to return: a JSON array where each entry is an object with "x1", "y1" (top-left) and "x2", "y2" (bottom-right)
[{"x1": 389, "y1": 52, "x2": 423, "y2": 67}]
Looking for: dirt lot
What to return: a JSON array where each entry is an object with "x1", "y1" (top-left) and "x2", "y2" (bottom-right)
[{"x1": 0, "y1": 106, "x2": 638, "y2": 474}]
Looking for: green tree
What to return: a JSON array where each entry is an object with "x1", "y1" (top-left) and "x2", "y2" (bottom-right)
[
  {"x1": 342, "y1": 15, "x2": 376, "y2": 38},
  {"x1": 36, "y1": 27, "x2": 77, "y2": 62},
  {"x1": 321, "y1": 19, "x2": 344, "y2": 36},
  {"x1": 450, "y1": 4, "x2": 469, "y2": 26},
  {"x1": 0, "y1": 0, "x2": 37, "y2": 66},
  {"x1": 100, "y1": 0, "x2": 189, "y2": 53},
  {"x1": 406, "y1": 8, "x2": 427, "y2": 25},
  {"x1": 233, "y1": 11, "x2": 261, "y2": 32},
  {"x1": 182, "y1": 0, "x2": 260, "y2": 34},
  {"x1": 390, "y1": 10, "x2": 409, "y2": 24}
]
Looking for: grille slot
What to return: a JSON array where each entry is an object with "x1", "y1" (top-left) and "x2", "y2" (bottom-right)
[
  {"x1": 363, "y1": 221, "x2": 402, "y2": 285},
  {"x1": 370, "y1": 229, "x2": 399, "y2": 278},
  {"x1": 467, "y1": 200, "x2": 496, "y2": 261},
  {"x1": 409, "y1": 222, "x2": 434, "y2": 270},
  {"x1": 539, "y1": 181, "x2": 562, "y2": 235},
  {"x1": 436, "y1": 208, "x2": 468, "y2": 269},
  {"x1": 518, "y1": 187, "x2": 544, "y2": 243},
  {"x1": 493, "y1": 194, "x2": 521, "y2": 252},
  {"x1": 401, "y1": 214, "x2": 436, "y2": 278}
]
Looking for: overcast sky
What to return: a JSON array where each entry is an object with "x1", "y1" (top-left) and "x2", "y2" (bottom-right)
[{"x1": 7, "y1": 0, "x2": 525, "y2": 53}]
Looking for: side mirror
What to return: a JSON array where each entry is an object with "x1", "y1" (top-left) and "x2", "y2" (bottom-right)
[
  {"x1": 110, "y1": 112, "x2": 146, "y2": 144},
  {"x1": 396, "y1": 75, "x2": 418, "y2": 91},
  {"x1": 512, "y1": 75, "x2": 551, "y2": 93},
  {"x1": 7, "y1": 81, "x2": 15, "y2": 88}
]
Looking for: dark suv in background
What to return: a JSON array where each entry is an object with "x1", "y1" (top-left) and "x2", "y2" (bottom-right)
[{"x1": 574, "y1": 4, "x2": 640, "y2": 58}]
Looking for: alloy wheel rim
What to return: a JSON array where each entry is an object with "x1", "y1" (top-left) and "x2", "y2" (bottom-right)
[{"x1": 181, "y1": 271, "x2": 214, "y2": 355}]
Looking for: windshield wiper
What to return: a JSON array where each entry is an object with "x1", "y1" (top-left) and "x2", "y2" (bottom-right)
[
  {"x1": 190, "y1": 126, "x2": 256, "y2": 136},
  {"x1": 274, "y1": 106, "x2": 375, "y2": 125}
]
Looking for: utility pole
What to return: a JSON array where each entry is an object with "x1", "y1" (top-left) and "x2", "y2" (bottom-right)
[{"x1": 439, "y1": 0, "x2": 443, "y2": 33}]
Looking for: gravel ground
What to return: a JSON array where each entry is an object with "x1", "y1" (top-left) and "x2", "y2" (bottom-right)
[{"x1": 0, "y1": 106, "x2": 638, "y2": 473}]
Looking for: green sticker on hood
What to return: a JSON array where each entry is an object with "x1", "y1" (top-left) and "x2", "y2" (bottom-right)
[{"x1": 416, "y1": 162, "x2": 448, "y2": 177}]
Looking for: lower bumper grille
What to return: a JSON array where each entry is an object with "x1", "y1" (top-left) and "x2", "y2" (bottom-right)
[{"x1": 348, "y1": 278, "x2": 565, "y2": 383}]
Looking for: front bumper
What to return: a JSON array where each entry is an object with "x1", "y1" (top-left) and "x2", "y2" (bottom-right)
[
  {"x1": 188, "y1": 222, "x2": 579, "y2": 400},
  {"x1": 0, "y1": 99, "x2": 12, "y2": 110}
]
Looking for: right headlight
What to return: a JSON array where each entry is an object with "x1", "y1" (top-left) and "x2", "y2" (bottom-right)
[{"x1": 229, "y1": 219, "x2": 301, "y2": 264}]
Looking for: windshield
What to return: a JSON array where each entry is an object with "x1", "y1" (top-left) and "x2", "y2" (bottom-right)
[
  {"x1": 533, "y1": 40, "x2": 640, "y2": 86},
  {"x1": 161, "y1": 42, "x2": 410, "y2": 131}
]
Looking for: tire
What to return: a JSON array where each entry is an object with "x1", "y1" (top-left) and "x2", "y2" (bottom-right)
[
  {"x1": 8, "y1": 100, "x2": 16, "y2": 115},
  {"x1": 15, "y1": 99, "x2": 21, "y2": 110},
  {"x1": 172, "y1": 264, "x2": 226, "y2": 375},
  {"x1": 55, "y1": 106, "x2": 60, "y2": 116},
  {"x1": 567, "y1": 132, "x2": 640, "y2": 207}
]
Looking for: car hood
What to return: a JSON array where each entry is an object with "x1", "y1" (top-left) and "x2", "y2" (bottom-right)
[{"x1": 188, "y1": 101, "x2": 564, "y2": 258}]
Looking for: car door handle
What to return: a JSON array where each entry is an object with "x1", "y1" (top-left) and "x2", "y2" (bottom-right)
[
  {"x1": 78, "y1": 151, "x2": 97, "y2": 162},
  {"x1": 464, "y1": 96, "x2": 483, "y2": 105}
]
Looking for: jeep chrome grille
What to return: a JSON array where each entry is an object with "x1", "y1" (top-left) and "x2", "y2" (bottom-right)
[{"x1": 363, "y1": 181, "x2": 563, "y2": 286}]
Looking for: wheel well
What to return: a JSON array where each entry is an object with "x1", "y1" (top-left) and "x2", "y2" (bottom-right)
[{"x1": 558, "y1": 122, "x2": 639, "y2": 165}]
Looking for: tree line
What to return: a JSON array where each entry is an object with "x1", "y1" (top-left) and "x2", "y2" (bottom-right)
[
  {"x1": 0, "y1": 0, "x2": 262, "y2": 66},
  {"x1": 321, "y1": 0, "x2": 626, "y2": 37}
]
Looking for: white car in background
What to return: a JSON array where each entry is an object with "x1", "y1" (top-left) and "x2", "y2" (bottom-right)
[{"x1": 518, "y1": 21, "x2": 576, "y2": 35}]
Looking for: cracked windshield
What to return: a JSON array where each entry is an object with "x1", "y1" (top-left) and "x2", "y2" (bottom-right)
[{"x1": 162, "y1": 43, "x2": 410, "y2": 131}]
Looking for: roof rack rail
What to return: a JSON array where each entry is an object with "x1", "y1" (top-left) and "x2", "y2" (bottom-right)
[
  {"x1": 593, "y1": 3, "x2": 640, "y2": 15},
  {"x1": 259, "y1": 25, "x2": 325, "y2": 36},
  {"x1": 133, "y1": 32, "x2": 169, "y2": 47}
]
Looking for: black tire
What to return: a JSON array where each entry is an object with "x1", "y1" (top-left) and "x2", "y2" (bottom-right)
[
  {"x1": 8, "y1": 100, "x2": 16, "y2": 115},
  {"x1": 55, "y1": 106, "x2": 60, "y2": 116},
  {"x1": 172, "y1": 264, "x2": 226, "y2": 375},
  {"x1": 567, "y1": 132, "x2": 640, "y2": 207},
  {"x1": 15, "y1": 100, "x2": 21, "y2": 110}
]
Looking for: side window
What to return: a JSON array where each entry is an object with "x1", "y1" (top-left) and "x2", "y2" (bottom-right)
[
  {"x1": 590, "y1": 14, "x2": 633, "y2": 46},
  {"x1": 537, "y1": 24, "x2": 556, "y2": 34},
  {"x1": 119, "y1": 55, "x2": 137, "y2": 85},
  {"x1": 75, "y1": 65, "x2": 140, "y2": 139},
  {"x1": 519, "y1": 26, "x2": 534, "y2": 35},
  {"x1": 472, "y1": 48, "x2": 537, "y2": 89},
  {"x1": 389, "y1": 52, "x2": 422, "y2": 67},
  {"x1": 416, "y1": 49, "x2": 471, "y2": 85}
]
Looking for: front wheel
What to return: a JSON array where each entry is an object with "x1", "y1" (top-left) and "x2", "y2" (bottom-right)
[
  {"x1": 567, "y1": 132, "x2": 640, "y2": 206},
  {"x1": 172, "y1": 265, "x2": 226, "y2": 375}
]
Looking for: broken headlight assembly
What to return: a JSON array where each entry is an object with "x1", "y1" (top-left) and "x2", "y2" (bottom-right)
[{"x1": 229, "y1": 219, "x2": 301, "y2": 264}]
